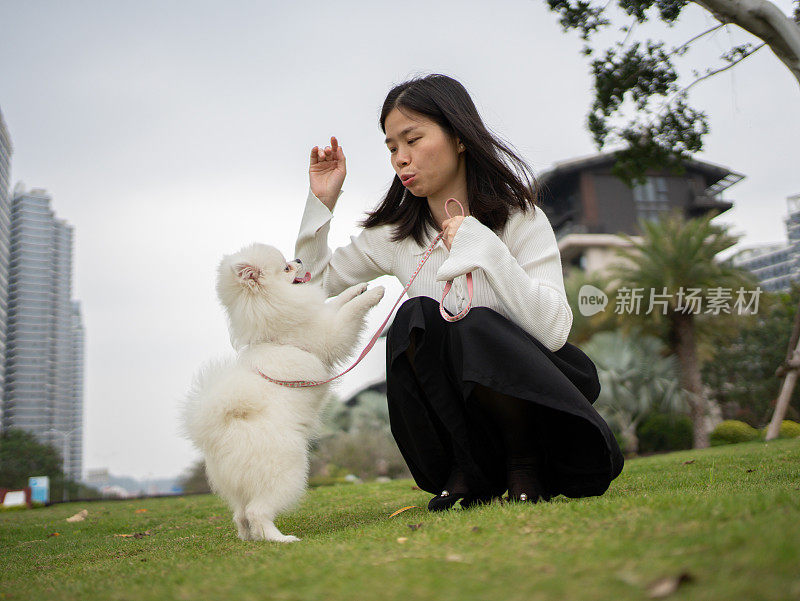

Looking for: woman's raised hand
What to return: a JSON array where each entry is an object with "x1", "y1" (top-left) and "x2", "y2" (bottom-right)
[{"x1": 309, "y1": 136, "x2": 346, "y2": 211}]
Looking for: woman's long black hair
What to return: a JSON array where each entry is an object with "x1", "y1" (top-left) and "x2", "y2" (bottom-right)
[{"x1": 358, "y1": 73, "x2": 540, "y2": 247}]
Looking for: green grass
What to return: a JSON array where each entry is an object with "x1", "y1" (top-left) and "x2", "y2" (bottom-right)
[{"x1": 2, "y1": 439, "x2": 799, "y2": 601}]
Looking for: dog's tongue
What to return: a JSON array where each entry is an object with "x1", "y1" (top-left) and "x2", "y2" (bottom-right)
[{"x1": 293, "y1": 271, "x2": 311, "y2": 284}]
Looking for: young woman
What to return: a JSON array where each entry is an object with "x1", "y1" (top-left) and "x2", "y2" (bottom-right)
[{"x1": 294, "y1": 73, "x2": 624, "y2": 510}]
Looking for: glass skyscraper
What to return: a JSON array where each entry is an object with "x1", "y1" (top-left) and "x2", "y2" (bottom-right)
[
  {"x1": 2, "y1": 185, "x2": 85, "y2": 481},
  {"x1": 0, "y1": 109, "x2": 11, "y2": 406}
]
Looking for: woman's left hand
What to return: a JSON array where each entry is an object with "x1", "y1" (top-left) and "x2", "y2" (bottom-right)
[{"x1": 441, "y1": 216, "x2": 466, "y2": 251}]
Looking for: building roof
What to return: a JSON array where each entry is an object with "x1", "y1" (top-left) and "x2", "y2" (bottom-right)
[{"x1": 538, "y1": 150, "x2": 745, "y2": 196}]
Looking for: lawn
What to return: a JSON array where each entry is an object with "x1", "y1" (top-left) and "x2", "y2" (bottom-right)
[{"x1": 1, "y1": 438, "x2": 799, "y2": 601}]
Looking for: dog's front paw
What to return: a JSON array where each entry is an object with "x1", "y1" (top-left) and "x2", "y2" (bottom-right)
[
  {"x1": 340, "y1": 282, "x2": 369, "y2": 304},
  {"x1": 363, "y1": 285, "x2": 385, "y2": 307},
  {"x1": 272, "y1": 534, "x2": 301, "y2": 543}
]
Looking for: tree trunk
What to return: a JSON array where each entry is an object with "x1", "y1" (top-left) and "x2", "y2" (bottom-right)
[
  {"x1": 671, "y1": 310, "x2": 711, "y2": 448},
  {"x1": 691, "y1": 0, "x2": 800, "y2": 88},
  {"x1": 766, "y1": 337, "x2": 800, "y2": 440},
  {"x1": 621, "y1": 421, "x2": 640, "y2": 455}
]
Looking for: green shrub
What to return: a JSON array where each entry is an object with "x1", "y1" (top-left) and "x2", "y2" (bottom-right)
[
  {"x1": 310, "y1": 428, "x2": 411, "y2": 481},
  {"x1": 637, "y1": 412, "x2": 693, "y2": 453},
  {"x1": 755, "y1": 419, "x2": 800, "y2": 440},
  {"x1": 779, "y1": 420, "x2": 800, "y2": 438},
  {"x1": 710, "y1": 420, "x2": 760, "y2": 446}
]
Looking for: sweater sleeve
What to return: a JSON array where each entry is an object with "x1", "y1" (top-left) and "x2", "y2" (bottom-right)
[
  {"x1": 294, "y1": 187, "x2": 396, "y2": 298},
  {"x1": 434, "y1": 208, "x2": 573, "y2": 352}
]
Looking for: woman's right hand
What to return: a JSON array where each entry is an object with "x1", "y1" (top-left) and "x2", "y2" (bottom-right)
[{"x1": 309, "y1": 136, "x2": 346, "y2": 211}]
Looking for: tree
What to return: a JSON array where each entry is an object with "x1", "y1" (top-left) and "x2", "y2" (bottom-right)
[
  {"x1": 0, "y1": 428, "x2": 98, "y2": 502},
  {"x1": 702, "y1": 282, "x2": 800, "y2": 425},
  {"x1": 0, "y1": 428, "x2": 63, "y2": 487},
  {"x1": 544, "y1": 0, "x2": 800, "y2": 185},
  {"x1": 765, "y1": 284, "x2": 800, "y2": 438},
  {"x1": 564, "y1": 268, "x2": 622, "y2": 345},
  {"x1": 606, "y1": 208, "x2": 757, "y2": 447}
]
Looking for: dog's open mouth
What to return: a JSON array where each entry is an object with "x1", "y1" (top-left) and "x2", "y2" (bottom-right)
[{"x1": 292, "y1": 271, "x2": 311, "y2": 284}]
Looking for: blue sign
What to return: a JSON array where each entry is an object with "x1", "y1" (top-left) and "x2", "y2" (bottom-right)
[{"x1": 28, "y1": 476, "x2": 50, "y2": 504}]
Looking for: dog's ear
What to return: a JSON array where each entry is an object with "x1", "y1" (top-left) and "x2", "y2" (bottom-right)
[{"x1": 233, "y1": 262, "x2": 262, "y2": 284}]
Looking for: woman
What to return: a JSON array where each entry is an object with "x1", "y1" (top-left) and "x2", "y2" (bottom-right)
[{"x1": 294, "y1": 73, "x2": 624, "y2": 510}]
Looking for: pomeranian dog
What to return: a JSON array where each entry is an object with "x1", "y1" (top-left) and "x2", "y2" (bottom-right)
[{"x1": 180, "y1": 242, "x2": 384, "y2": 542}]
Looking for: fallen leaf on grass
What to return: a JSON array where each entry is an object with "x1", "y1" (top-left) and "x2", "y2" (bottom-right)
[
  {"x1": 135, "y1": 508, "x2": 148, "y2": 513},
  {"x1": 48, "y1": 532, "x2": 60, "y2": 537},
  {"x1": 66, "y1": 509, "x2": 88, "y2": 522},
  {"x1": 207, "y1": 515, "x2": 222, "y2": 521},
  {"x1": 446, "y1": 554, "x2": 463, "y2": 562},
  {"x1": 746, "y1": 468, "x2": 755, "y2": 473},
  {"x1": 411, "y1": 486, "x2": 421, "y2": 490},
  {"x1": 647, "y1": 571, "x2": 694, "y2": 598},
  {"x1": 682, "y1": 460, "x2": 695, "y2": 465},
  {"x1": 114, "y1": 529, "x2": 154, "y2": 539},
  {"x1": 407, "y1": 523, "x2": 422, "y2": 531},
  {"x1": 471, "y1": 526, "x2": 481, "y2": 533},
  {"x1": 396, "y1": 537, "x2": 408, "y2": 544},
  {"x1": 389, "y1": 506, "x2": 420, "y2": 518}
]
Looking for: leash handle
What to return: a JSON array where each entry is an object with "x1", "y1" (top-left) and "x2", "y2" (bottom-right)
[
  {"x1": 257, "y1": 197, "x2": 474, "y2": 388},
  {"x1": 439, "y1": 198, "x2": 474, "y2": 322}
]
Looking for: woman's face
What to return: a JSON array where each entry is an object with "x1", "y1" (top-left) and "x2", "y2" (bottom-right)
[{"x1": 384, "y1": 107, "x2": 463, "y2": 199}]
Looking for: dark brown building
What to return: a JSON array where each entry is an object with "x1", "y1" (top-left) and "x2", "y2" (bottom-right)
[{"x1": 535, "y1": 152, "x2": 744, "y2": 275}]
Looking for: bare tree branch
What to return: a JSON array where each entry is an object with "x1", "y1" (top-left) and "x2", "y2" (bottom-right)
[
  {"x1": 644, "y1": 41, "x2": 766, "y2": 128},
  {"x1": 692, "y1": 0, "x2": 800, "y2": 86},
  {"x1": 683, "y1": 42, "x2": 766, "y2": 92},
  {"x1": 669, "y1": 23, "x2": 727, "y2": 58}
]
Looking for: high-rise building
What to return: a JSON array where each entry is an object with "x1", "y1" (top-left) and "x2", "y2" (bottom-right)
[
  {"x1": 0, "y1": 108, "x2": 12, "y2": 406},
  {"x1": 70, "y1": 301, "x2": 85, "y2": 480},
  {"x1": 2, "y1": 185, "x2": 85, "y2": 481},
  {"x1": 727, "y1": 193, "x2": 800, "y2": 293}
]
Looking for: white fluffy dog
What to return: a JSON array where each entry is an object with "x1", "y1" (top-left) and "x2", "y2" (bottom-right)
[{"x1": 180, "y1": 242, "x2": 384, "y2": 542}]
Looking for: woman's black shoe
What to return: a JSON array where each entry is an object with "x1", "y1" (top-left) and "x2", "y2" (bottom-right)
[
  {"x1": 507, "y1": 456, "x2": 548, "y2": 503},
  {"x1": 427, "y1": 489, "x2": 466, "y2": 511},
  {"x1": 428, "y1": 466, "x2": 469, "y2": 511}
]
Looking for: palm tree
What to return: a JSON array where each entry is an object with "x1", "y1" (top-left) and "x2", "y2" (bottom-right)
[
  {"x1": 583, "y1": 329, "x2": 686, "y2": 455},
  {"x1": 606, "y1": 208, "x2": 757, "y2": 448},
  {"x1": 564, "y1": 268, "x2": 620, "y2": 345}
]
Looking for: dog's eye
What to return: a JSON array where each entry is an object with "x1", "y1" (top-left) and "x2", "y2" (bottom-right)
[{"x1": 284, "y1": 265, "x2": 291, "y2": 272}]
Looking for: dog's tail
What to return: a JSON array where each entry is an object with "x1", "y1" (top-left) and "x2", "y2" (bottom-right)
[{"x1": 180, "y1": 357, "x2": 266, "y2": 447}]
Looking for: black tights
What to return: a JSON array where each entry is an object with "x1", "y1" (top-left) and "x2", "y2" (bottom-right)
[
  {"x1": 405, "y1": 334, "x2": 545, "y2": 499},
  {"x1": 471, "y1": 384, "x2": 547, "y2": 499}
]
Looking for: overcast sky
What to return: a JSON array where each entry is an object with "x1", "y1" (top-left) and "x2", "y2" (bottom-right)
[{"x1": 1, "y1": 1, "x2": 797, "y2": 481}]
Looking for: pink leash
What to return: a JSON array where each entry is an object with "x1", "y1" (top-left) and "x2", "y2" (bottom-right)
[{"x1": 256, "y1": 198, "x2": 474, "y2": 388}]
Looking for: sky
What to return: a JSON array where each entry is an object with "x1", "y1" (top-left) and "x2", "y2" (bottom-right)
[{"x1": 0, "y1": 1, "x2": 797, "y2": 481}]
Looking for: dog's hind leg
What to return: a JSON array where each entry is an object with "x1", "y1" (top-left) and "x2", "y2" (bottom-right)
[
  {"x1": 233, "y1": 507, "x2": 252, "y2": 541},
  {"x1": 245, "y1": 503, "x2": 300, "y2": 543}
]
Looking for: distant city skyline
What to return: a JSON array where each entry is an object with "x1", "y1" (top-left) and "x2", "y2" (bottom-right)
[
  {"x1": 1, "y1": 1, "x2": 797, "y2": 480},
  {"x1": 729, "y1": 193, "x2": 800, "y2": 293}
]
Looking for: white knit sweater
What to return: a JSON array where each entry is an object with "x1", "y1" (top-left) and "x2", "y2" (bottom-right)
[{"x1": 294, "y1": 188, "x2": 573, "y2": 352}]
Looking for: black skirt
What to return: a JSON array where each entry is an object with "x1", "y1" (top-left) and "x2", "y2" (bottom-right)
[{"x1": 385, "y1": 295, "x2": 624, "y2": 501}]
